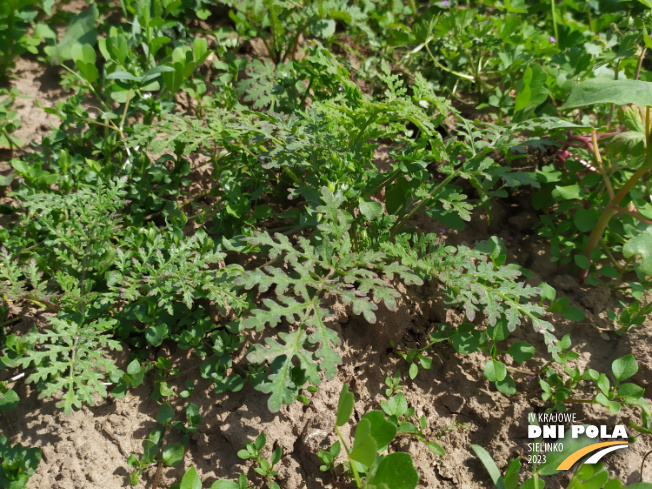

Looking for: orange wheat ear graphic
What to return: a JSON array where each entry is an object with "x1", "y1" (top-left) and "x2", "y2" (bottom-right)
[{"x1": 556, "y1": 442, "x2": 629, "y2": 471}]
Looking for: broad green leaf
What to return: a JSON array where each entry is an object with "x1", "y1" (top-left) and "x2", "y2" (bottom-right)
[
  {"x1": 180, "y1": 466, "x2": 202, "y2": 489},
  {"x1": 623, "y1": 228, "x2": 652, "y2": 277},
  {"x1": 496, "y1": 375, "x2": 517, "y2": 395},
  {"x1": 520, "y1": 478, "x2": 545, "y2": 489},
  {"x1": 349, "y1": 418, "x2": 378, "y2": 467},
  {"x1": 145, "y1": 323, "x2": 168, "y2": 347},
  {"x1": 484, "y1": 360, "x2": 507, "y2": 382},
  {"x1": 386, "y1": 178, "x2": 409, "y2": 216},
  {"x1": 162, "y1": 443, "x2": 185, "y2": 467},
  {"x1": 612, "y1": 354, "x2": 638, "y2": 382},
  {"x1": 310, "y1": 18, "x2": 337, "y2": 38},
  {"x1": 552, "y1": 184, "x2": 583, "y2": 200},
  {"x1": 367, "y1": 452, "x2": 419, "y2": 489},
  {"x1": 574, "y1": 209, "x2": 600, "y2": 233},
  {"x1": 504, "y1": 457, "x2": 521, "y2": 489},
  {"x1": 157, "y1": 402, "x2": 175, "y2": 425},
  {"x1": 45, "y1": 6, "x2": 98, "y2": 64},
  {"x1": 574, "y1": 255, "x2": 590, "y2": 270},
  {"x1": 211, "y1": 481, "x2": 239, "y2": 489},
  {"x1": 359, "y1": 198, "x2": 383, "y2": 220},
  {"x1": 142, "y1": 439, "x2": 159, "y2": 462},
  {"x1": 508, "y1": 342, "x2": 535, "y2": 363},
  {"x1": 562, "y1": 79, "x2": 652, "y2": 109},
  {"x1": 71, "y1": 43, "x2": 98, "y2": 83},
  {"x1": 409, "y1": 362, "x2": 418, "y2": 379},
  {"x1": 106, "y1": 70, "x2": 141, "y2": 81},
  {"x1": 515, "y1": 65, "x2": 548, "y2": 114},
  {"x1": 0, "y1": 388, "x2": 19, "y2": 411},
  {"x1": 361, "y1": 411, "x2": 397, "y2": 450},
  {"x1": 618, "y1": 383, "x2": 644, "y2": 399},
  {"x1": 193, "y1": 37, "x2": 209, "y2": 64},
  {"x1": 595, "y1": 393, "x2": 621, "y2": 414},
  {"x1": 562, "y1": 305, "x2": 586, "y2": 321}
]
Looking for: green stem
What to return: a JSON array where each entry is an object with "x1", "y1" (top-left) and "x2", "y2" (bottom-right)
[
  {"x1": 550, "y1": 0, "x2": 559, "y2": 43},
  {"x1": 388, "y1": 171, "x2": 458, "y2": 238},
  {"x1": 352, "y1": 110, "x2": 382, "y2": 148},
  {"x1": 408, "y1": 0, "x2": 418, "y2": 20},
  {"x1": 582, "y1": 135, "x2": 652, "y2": 265},
  {"x1": 334, "y1": 426, "x2": 363, "y2": 488},
  {"x1": 281, "y1": 20, "x2": 307, "y2": 64},
  {"x1": 591, "y1": 131, "x2": 614, "y2": 200},
  {"x1": 299, "y1": 74, "x2": 315, "y2": 109},
  {"x1": 0, "y1": 126, "x2": 22, "y2": 152},
  {"x1": 423, "y1": 40, "x2": 475, "y2": 82}
]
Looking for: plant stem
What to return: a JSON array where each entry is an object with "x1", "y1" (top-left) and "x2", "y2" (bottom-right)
[
  {"x1": 389, "y1": 171, "x2": 458, "y2": 238},
  {"x1": 0, "y1": 126, "x2": 22, "y2": 152},
  {"x1": 507, "y1": 366, "x2": 537, "y2": 376},
  {"x1": 563, "y1": 398, "x2": 597, "y2": 404},
  {"x1": 640, "y1": 450, "x2": 652, "y2": 482},
  {"x1": 636, "y1": 47, "x2": 648, "y2": 81},
  {"x1": 550, "y1": 0, "x2": 559, "y2": 43},
  {"x1": 408, "y1": 0, "x2": 418, "y2": 20},
  {"x1": 581, "y1": 133, "x2": 652, "y2": 273},
  {"x1": 591, "y1": 131, "x2": 614, "y2": 200},
  {"x1": 606, "y1": 61, "x2": 619, "y2": 130},
  {"x1": 334, "y1": 426, "x2": 362, "y2": 487},
  {"x1": 423, "y1": 39, "x2": 475, "y2": 82}
]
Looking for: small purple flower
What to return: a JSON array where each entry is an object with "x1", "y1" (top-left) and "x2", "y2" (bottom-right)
[
  {"x1": 508, "y1": 236, "x2": 514, "y2": 241},
  {"x1": 338, "y1": 86, "x2": 343, "y2": 92},
  {"x1": 441, "y1": 0, "x2": 449, "y2": 5},
  {"x1": 549, "y1": 36, "x2": 557, "y2": 43}
]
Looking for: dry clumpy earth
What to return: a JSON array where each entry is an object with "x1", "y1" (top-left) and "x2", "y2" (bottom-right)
[{"x1": 2, "y1": 55, "x2": 652, "y2": 489}]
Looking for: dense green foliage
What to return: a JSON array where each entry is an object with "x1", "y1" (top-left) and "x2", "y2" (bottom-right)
[{"x1": 1, "y1": 0, "x2": 652, "y2": 487}]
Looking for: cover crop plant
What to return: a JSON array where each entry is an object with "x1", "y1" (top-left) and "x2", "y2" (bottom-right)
[{"x1": 1, "y1": 0, "x2": 651, "y2": 488}]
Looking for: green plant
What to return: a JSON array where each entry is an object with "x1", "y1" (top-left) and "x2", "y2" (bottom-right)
[
  {"x1": 325, "y1": 384, "x2": 420, "y2": 489},
  {"x1": 0, "y1": 88, "x2": 22, "y2": 150},
  {"x1": 379, "y1": 391, "x2": 445, "y2": 456},
  {"x1": 537, "y1": 78, "x2": 652, "y2": 290},
  {"x1": 222, "y1": 0, "x2": 368, "y2": 64},
  {"x1": 539, "y1": 354, "x2": 651, "y2": 417},
  {"x1": 17, "y1": 315, "x2": 123, "y2": 415},
  {"x1": 0, "y1": 437, "x2": 41, "y2": 489},
  {"x1": 0, "y1": 0, "x2": 45, "y2": 80},
  {"x1": 473, "y1": 442, "x2": 652, "y2": 489},
  {"x1": 127, "y1": 401, "x2": 201, "y2": 485}
]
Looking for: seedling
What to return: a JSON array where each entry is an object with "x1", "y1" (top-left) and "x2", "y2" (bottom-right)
[
  {"x1": 0, "y1": 437, "x2": 41, "y2": 489},
  {"x1": 212, "y1": 432, "x2": 282, "y2": 489}
]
